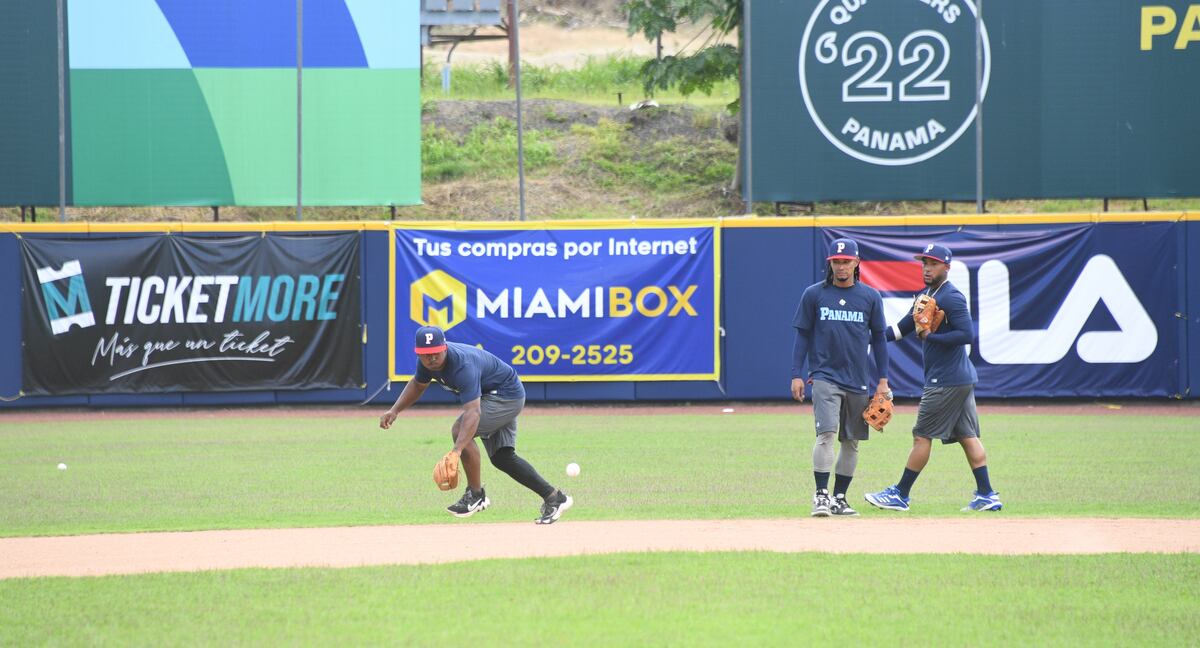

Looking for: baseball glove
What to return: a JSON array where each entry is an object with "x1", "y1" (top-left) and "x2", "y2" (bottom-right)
[
  {"x1": 433, "y1": 450, "x2": 461, "y2": 491},
  {"x1": 862, "y1": 392, "x2": 894, "y2": 432},
  {"x1": 913, "y1": 294, "x2": 945, "y2": 334}
]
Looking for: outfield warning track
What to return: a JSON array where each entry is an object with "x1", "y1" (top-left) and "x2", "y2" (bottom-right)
[{"x1": 2, "y1": 518, "x2": 1197, "y2": 579}]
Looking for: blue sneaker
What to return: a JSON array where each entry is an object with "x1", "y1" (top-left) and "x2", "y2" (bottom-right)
[
  {"x1": 864, "y1": 486, "x2": 910, "y2": 511},
  {"x1": 962, "y1": 491, "x2": 1003, "y2": 512}
]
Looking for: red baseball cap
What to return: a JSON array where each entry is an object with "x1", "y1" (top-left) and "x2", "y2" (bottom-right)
[{"x1": 414, "y1": 326, "x2": 447, "y2": 354}]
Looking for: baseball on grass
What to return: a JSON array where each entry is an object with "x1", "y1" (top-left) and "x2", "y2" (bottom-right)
[
  {"x1": 57, "y1": 463, "x2": 67, "y2": 471},
  {"x1": 565, "y1": 462, "x2": 580, "y2": 477}
]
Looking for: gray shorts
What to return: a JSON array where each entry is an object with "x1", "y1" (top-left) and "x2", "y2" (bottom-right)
[
  {"x1": 913, "y1": 384, "x2": 980, "y2": 445},
  {"x1": 811, "y1": 379, "x2": 870, "y2": 441},
  {"x1": 457, "y1": 395, "x2": 524, "y2": 457}
]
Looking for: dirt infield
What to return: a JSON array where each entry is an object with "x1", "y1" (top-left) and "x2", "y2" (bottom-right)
[
  {"x1": 2, "y1": 518, "x2": 1197, "y2": 579},
  {"x1": 2, "y1": 400, "x2": 1195, "y2": 424}
]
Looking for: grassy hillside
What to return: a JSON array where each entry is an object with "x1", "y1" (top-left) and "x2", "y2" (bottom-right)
[{"x1": 6, "y1": 55, "x2": 1197, "y2": 222}]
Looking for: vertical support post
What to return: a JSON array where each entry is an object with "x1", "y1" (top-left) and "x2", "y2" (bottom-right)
[
  {"x1": 297, "y1": 0, "x2": 304, "y2": 221},
  {"x1": 974, "y1": 0, "x2": 984, "y2": 214},
  {"x1": 56, "y1": 0, "x2": 66, "y2": 222},
  {"x1": 742, "y1": 0, "x2": 753, "y2": 215},
  {"x1": 511, "y1": 0, "x2": 526, "y2": 221},
  {"x1": 212, "y1": 206, "x2": 220, "y2": 222},
  {"x1": 507, "y1": 0, "x2": 518, "y2": 87}
]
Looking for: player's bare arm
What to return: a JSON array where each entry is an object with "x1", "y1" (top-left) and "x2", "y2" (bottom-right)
[
  {"x1": 790, "y1": 325, "x2": 812, "y2": 403},
  {"x1": 379, "y1": 379, "x2": 429, "y2": 429},
  {"x1": 452, "y1": 397, "x2": 483, "y2": 453}
]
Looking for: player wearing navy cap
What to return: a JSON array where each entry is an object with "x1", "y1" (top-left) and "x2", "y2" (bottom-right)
[
  {"x1": 379, "y1": 326, "x2": 573, "y2": 524},
  {"x1": 865, "y1": 243, "x2": 1003, "y2": 512},
  {"x1": 791, "y1": 238, "x2": 891, "y2": 517}
]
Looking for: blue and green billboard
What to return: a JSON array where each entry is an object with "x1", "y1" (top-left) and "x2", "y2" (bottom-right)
[{"x1": 1, "y1": 0, "x2": 419, "y2": 207}]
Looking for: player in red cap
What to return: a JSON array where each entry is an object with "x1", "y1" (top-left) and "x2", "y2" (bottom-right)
[{"x1": 380, "y1": 325, "x2": 573, "y2": 524}]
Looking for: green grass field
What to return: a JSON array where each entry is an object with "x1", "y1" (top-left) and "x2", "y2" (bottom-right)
[
  {"x1": 1, "y1": 552, "x2": 1197, "y2": 646},
  {"x1": 2, "y1": 408, "x2": 1197, "y2": 646},
  {"x1": 1, "y1": 409, "x2": 1198, "y2": 537}
]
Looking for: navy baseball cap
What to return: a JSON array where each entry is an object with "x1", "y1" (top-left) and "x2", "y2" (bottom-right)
[
  {"x1": 915, "y1": 243, "x2": 953, "y2": 265},
  {"x1": 414, "y1": 326, "x2": 447, "y2": 354},
  {"x1": 827, "y1": 238, "x2": 860, "y2": 260}
]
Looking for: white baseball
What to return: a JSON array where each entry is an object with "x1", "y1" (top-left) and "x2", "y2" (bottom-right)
[
  {"x1": 565, "y1": 462, "x2": 580, "y2": 477},
  {"x1": 57, "y1": 463, "x2": 67, "y2": 471}
]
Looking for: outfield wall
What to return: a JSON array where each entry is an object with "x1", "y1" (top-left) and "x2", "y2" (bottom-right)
[{"x1": 2, "y1": 213, "x2": 1196, "y2": 408}]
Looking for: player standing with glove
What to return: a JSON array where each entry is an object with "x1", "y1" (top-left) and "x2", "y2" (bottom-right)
[
  {"x1": 864, "y1": 244, "x2": 1003, "y2": 513},
  {"x1": 791, "y1": 238, "x2": 892, "y2": 517}
]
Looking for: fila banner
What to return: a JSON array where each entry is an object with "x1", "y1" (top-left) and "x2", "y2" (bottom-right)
[
  {"x1": 391, "y1": 225, "x2": 719, "y2": 381},
  {"x1": 20, "y1": 234, "x2": 362, "y2": 395},
  {"x1": 824, "y1": 223, "x2": 1179, "y2": 397}
]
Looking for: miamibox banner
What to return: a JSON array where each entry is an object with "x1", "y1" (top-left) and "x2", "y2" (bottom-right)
[
  {"x1": 390, "y1": 224, "x2": 720, "y2": 382},
  {"x1": 20, "y1": 234, "x2": 362, "y2": 395}
]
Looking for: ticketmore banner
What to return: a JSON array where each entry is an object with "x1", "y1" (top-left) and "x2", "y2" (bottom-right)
[
  {"x1": 390, "y1": 225, "x2": 720, "y2": 381},
  {"x1": 20, "y1": 234, "x2": 362, "y2": 395}
]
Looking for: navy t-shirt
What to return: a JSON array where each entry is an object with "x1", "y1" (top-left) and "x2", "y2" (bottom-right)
[
  {"x1": 890, "y1": 281, "x2": 978, "y2": 387},
  {"x1": 414, "y1": 342, "x2": 526, "y2": 402},
  {"x1": 792, "y1": 281, "x2": 887, "y2": 393}
]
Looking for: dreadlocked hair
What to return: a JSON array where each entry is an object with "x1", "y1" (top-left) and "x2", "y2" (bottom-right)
[{"x1": 824, "y1": 262, "x2": 861, "y2": 286}]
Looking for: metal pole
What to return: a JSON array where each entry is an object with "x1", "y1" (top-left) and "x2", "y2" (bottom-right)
[
  {"x1": 974, "y1": 0, "x2": 983, "y2": 214},
  {"x1": 743, "y1": 0, "x2": 752, "y2": 215},
  {"x1": 512, "y1": 0, "x2": 526, "y2": 221},
  {"x1": 56, "y1": 0, "x2": 66, "y2": 222},
  {"x1": 297, "y1": 0, "x2": 304, "y2": 220}
]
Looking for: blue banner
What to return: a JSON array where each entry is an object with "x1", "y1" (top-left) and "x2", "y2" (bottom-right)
[
  {"x1": 825, "y1": 223, "x2": 1180, "y2": 397},
  {"x1": 390, "y1": 225, "x2": 719, "y2": 381}
]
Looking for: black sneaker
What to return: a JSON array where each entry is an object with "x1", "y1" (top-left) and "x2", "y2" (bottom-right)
[
  {"x1": 812, "y1": 489, "x2": 832, "y2": 517},
  {"x1": 830, "y1": 494, "x2": 860, "y2": 517},
  {"x1": 535, "y1": 490, "x2": 573, "y2": 525},
  {"x1": 447, "y1": 487, "x2": 489, "y2": 518}
]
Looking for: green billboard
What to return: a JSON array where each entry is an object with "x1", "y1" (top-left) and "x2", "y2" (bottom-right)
[
  {"x1": 0, "y1": 0, "x2": 420, "y2": 207},
  {"x1": 747, "y1": 0, "x2": 1200, "y2": 202}
]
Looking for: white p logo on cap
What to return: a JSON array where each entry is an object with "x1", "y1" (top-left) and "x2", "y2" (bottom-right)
[
  {"x1": 425, "y1": 333, "x2": 434, "y2": 344},
  {"x1": 837, "y1": 242, "x2": 846, "y2": 253}
]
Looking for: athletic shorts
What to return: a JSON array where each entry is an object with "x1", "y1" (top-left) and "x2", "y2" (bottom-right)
[
  {"x1": 456, "y1": 395, "x2": 524, "y2": 457},
  {"x1": 912, "y1": 384, "x2": 980, "y2": 445},
  {"x1": 811, "y1": 379, "x2": 870, "y2": 441}
]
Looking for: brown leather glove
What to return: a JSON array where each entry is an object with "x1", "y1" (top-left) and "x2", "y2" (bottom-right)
[
  {"x1": 433, "y1": 450, "x2": 461, "y2": 491},
  {"x1": 862, "y1": 392, "x2": 894, "y2": 432},
  {"x1": 913, "y1": 294, "x2": 946, "y2": 334}
]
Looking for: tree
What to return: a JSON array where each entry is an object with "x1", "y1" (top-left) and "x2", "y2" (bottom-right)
[{"x1": 624, "y1": 0, "x2": 745, "y2": 193}]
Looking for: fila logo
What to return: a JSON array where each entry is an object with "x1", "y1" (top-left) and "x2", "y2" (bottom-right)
[
  {"x1": 425, "y1": 333, "x2": 435, "y2": 344},
  {"x1": 873, "y1": 254, "x2": 1156, "y2": 365},
  {"x1": 978, "y1": 255, "x2": 1156, "y2": 364}
]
